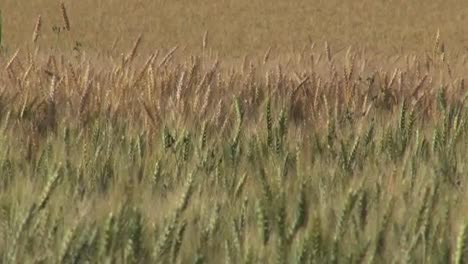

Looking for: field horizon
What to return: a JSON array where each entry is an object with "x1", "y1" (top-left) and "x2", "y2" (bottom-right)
[{"x1": 3, "y1": 0, "x2": 468, "y2": 57}]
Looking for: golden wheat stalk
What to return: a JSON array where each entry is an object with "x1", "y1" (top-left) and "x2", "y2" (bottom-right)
[
  {"x1": 133, "y1": 53, "x2": 156, "y2": 87},
  {"x1": 158, "y1": 46, "x2": 178, "y2": 68},
  {"x1": 32, "y1": 15, "x2": 42, "y2": 43},
  {"x1": 61, "y1": 1, "x2": 71, "y2": 31},
  {"x1": 111, "y1": 37, "x2": 119, "y2": 52},
  {"x1": 48, "y1": 75, "x2": 57, "y2": 103},
  {"x1": 5, "y1": 49, "x2": 20, "y2": 71},
  {"x1": 78, "y1": 81, "x2": 92, "y2": 117},
  {"x1": 325, "y1": 41, "x2": 331, "y2": 62},
  {"x1": 263, "y1": 47, "x2": 272, "y2": 65},
  {"x1": 199, "y1": 83, "x2": 212, "y2": 116},
  {"x1": 140, "y1": 99, "x2": 159, "y2": 130},
  {"x1": 202, "y1": 30, "x2": 208, "y2": 51},
  {"x1": 125, "y1": 33, "x2": 143, "y2": 64},
  {"x1": 175, "y1": 70, "x2": 186, "y2": 103},
  {"x1": 433, "y1": 28, "x2": 440, "y2": 59}
]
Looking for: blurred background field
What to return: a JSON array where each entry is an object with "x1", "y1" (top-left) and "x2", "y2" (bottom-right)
[{"x1": 2, "y1": 0, "x2": 468, "y2": 56}]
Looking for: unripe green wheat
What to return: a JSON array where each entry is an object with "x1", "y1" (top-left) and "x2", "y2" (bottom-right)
[
  {"x1": 171, "y1": 221, "x2": 187, "y2": 262},
  {"x1": 256, "y1": 200, "x2": 270, "y2": 245},
  {"x1": 455, "y1": 222, "x2": 468, "y2": 264},
  {"x1": 266, "y1": 97, "x2": 273, "y2": 147}
]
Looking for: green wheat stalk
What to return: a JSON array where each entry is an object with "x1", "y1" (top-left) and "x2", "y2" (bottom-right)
[
  {"x1": 225, "y1": 240, "x2": 233, "y2": 264},
  {"x1": 231, "y1": 219, "x2": 242, "y2": 257},
  {"x1": 455, "y1": 222, "x2": 468, "y2": 264},
  {"x1": 153, "y1": 215, "x2": 177, "y2": 261},
  {"x1": 99, "y1": 212, "x2": 115, "y2": 258},
  {"x1": 287, "y1": 182, "x2": 307, "y2": 242},
  {"x1": 256, "y1": 199, "x2": 270, "y2": 245},
  {"x1": 58, "y1": 219, "x2": 80, "y2": 263},
  {"x1": 171, "y1": 220, "x2": 187, "y2": 262},
  {"x1": 266, "y1": 97, "x2": 273, "y2": 147}
]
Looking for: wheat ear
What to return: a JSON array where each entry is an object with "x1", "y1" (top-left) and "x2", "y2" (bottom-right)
[
  {"x1": 61, "y1": 1, "x2": 71, "y2": 31},
  {"x1": 32, "y1": 15, "x2": 42, "y2": 43}
]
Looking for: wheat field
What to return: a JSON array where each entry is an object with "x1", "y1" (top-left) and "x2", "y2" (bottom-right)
[{"x1": 1, "y1": 1, "x2": 468, "y2": 263}]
